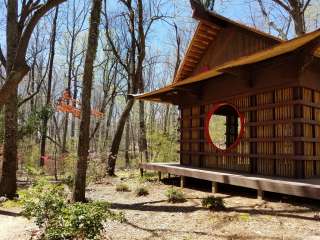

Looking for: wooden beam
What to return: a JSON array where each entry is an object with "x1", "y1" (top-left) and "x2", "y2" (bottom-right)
[
  {"x1": 212, "y1": 181, "x2": 218, "y2": 193},
  {"x1": 180, "y1": 176, "x2": 185, "y2": 188},
  {"x1": 185, "y1": 58, "x2": 198, "y2": 64},
  {"x1": 191, "y1": 43, "x2": 207, "y2": 50},
  {"x1": 189, "y1": 48, "x2": 204, "y2": 55},
  {"x1": 197, "y1": 32, "x2": 215, "y2": 40},
  {"x1": 257, "y1": 189, "x2": 264, "y2": 200},
  {"x1": 140, "y1": 163, "x2": 320, "y2": 200}
]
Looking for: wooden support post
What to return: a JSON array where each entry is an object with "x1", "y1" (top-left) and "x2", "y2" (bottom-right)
[
  {"x1": 180, "y1": 176, "x2": 185, "y2": 188},
  {"x1": 158, "y1": 171, "x2": 161, "y2": 182},
  {"x1": 212, "y1": 181, "x2": 218, "y2": 193},
  {"x1": 257, "y1": 189, "x2": 264, "y2": 200},
  {"x1": 140, "y1": 168, "x2": 144, "y2": 177}
]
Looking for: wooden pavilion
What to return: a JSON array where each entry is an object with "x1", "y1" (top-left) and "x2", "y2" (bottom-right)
[{"x1": 135, "y1": 1, "x2": 320, "y2": 200}]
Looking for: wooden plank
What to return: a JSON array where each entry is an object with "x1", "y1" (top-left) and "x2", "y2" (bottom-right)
[
  {"x1": 140, "y1": 163, "x2": 320, "y2": 200},
  {"x1": 178, "y1": 151, "x2": 320, "y2": 160}
]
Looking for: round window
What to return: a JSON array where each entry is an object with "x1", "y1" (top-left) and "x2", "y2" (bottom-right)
[{"x1": 205, "y1": 103, "x2": 245, "y2": 151}]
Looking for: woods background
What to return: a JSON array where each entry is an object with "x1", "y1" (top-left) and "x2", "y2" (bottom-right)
[{"x1": 0, "y1": 0, "x2": 319, "y2": 186}]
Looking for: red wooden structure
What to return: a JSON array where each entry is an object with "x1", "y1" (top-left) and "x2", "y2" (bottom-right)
[{"x1": 136, "y1": 1, "x2": 320, "y2": 199}]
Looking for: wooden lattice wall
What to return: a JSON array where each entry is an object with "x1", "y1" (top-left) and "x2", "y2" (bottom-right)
[{"x1": 180, "y1": 86, "x2": 320, "y2": 179}]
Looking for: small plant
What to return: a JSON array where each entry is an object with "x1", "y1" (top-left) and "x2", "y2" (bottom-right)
[
  {"x1": 135, "y1": 186, "x2": 149, "y2": 197},
  {"x1": 20, "y1": 178, "x2": 124, "y2": 240},
  {"x1": 115, "y1": 183, "x2": 130, "y2": 192},
  {"x1": 139, "y1": 172, "x2": 158, "y2": 183},
  {"x1": 165, "y1": 187, "x2": 185, "y2": 203},
  {"x1": 239, "y1": 213, "x2": 250, "y2": 222},
  {"x1": 201, "y1": 196, "x2": 225, "y2": 211},
  {"x1": 62, "y1": 174, "x2": 74, "y2": 189}
]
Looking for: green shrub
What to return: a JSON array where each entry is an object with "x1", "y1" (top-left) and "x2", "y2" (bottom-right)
[
  {"x1": 20, "y1": 179, "x2": 66, "y2": 228},
  {"x1": 201, "y1": 196, "x2": 225, "y2": 211},
  {"x1": 165, "y1": 188, "x2": 185, "y2": 203},
  {"x1": 115, "y1": 183, "x2": 130, "y2": 192},
  {"x1": 62, "y1": 174, "x2": 74, "y2": 189},
  {"x1": 139, "y1": 172, "x2": 157, "y2": 183},
  {"x1": 148, "y1": 131, "x2": 179, "y2": 162},
  {"x1": 135, "y1": 186, "x2": 149, "y2": 197},
  {"x1": 20, "y1": 179, "x2": 124, "y2": 240},
  {"x1": 87, "y1": 159, "x2": 106, "y2": 184}
]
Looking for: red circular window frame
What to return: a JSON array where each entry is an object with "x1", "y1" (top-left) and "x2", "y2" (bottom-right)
[{"x1": 205, "y1": 102, "x2": 245, "y2": 152}]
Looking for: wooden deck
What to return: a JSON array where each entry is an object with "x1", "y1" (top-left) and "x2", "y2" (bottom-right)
[{"x1": 140, "y1": 162, "x2": 320, "y2": 200}]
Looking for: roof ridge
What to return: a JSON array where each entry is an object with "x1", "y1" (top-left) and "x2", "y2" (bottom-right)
[{"x1": 190, "y1": 0, "x2": 283, "y2": 42}]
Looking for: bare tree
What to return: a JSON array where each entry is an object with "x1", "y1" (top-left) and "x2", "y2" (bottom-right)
[
  {"x1": 256, "y1": 0, "x2": 313, "y2": 36},
  {"x1": 73, "y1": 0, "x2": 102, "y2": 202},
  {"x1": 104, "y1": 0, "x2": 168, "y2": 176},
  {"x1": 0, "y1": 0, "x2": 66, "y2": 107},
  {"x1": 40, "y1": 6, "x2": 59, "y2": 167},
  {"x1": 62, "y1": 0, "x2": 89, "y2": 153},
  {"x1": 0, "y1": 0, "x2": 19, "y2": 198}
]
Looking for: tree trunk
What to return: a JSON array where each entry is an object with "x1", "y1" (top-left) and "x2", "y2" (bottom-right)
[
  {"x1": 103, "y1": 93, "x2": 115, "y2": 148},
  {"x1": 270, "y1": 0, "x2": 308, "y2": 37},
  {"x1": 0, "y1": 89, "x2": 18, "y2": 198},
  {"x1": 0, "y1": 0, "x2": 18, "y2": 199},
  {"x1": 138, "y1": 100, "x2": 148, "y2": 162},
  {"x1": 163, "y1": 104, "x2": 170, "y2": 134},
  {"x1": 137, "y1": 0, "x2": 148, "y2": 162},
  {"x1": 290, "y1": 1, "x2": 306, "y2": 36},
  {"x1": 71, "y1": 75, "x2": 78, "y2": 138},
  {"x1": 107, "y1": 98, "x2": 135, "y2": 176},
  {"x1": 130, "y1": 119, "x2": 137, "y2": 158},
  {"x1": 125, "y1": 114, "x2": 130, "y2": 168},
  {"x1": 72, "y1": 0, "x2": 102, "y2": 202},
  {"x1": 40, "y1": 6, "x2": 59, "y2": 167},
  {"x1": 62, "y1": 22, "x2": 76, "y2": 152}
]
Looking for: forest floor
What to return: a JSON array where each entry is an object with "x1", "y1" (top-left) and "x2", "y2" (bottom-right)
[{"x1": 1, "y1": 169, "x2": 320, "y2": 240}]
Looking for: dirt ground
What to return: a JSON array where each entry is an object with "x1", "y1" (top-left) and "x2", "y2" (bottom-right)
[
  {"x1": 0, "y1": 207, "x2": 35, "y2": 240},
  {"x1": 1, "y1": 170, "x2": 320, "y2": 240}
]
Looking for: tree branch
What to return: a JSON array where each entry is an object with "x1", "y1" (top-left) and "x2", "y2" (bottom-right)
[
  {"x1": 16, "y1": 0, "x2": 67, "y2": 64},
  {"x1": 271, "y1": 0, "x2": 291, "y2": 12},
  {"x1": 103, "y1": 14, "x2": 129, "y2": 72},
  {"x1": 46, "y1": 135, "x2": 66, "y2": 151},
  {"x1": 257, "y1": 0, "x2": 288, "y2": 39},
  {"x1": 18, "y1": 75, "x2": 45, "y2": 107},
  {"x1": 0, "y1": 46, "x2": 6, "y2": 67},
  {"x1": 0, "y1": 64, "x2": 30, "y2": 106},
  {"x1": 302, "y1": 0, "x2": 312, "y2": 13}
]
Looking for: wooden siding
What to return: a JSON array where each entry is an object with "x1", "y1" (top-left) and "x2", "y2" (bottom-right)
[
  {"x1": 180, "y1": 86, "x2": 320, "y2": 179},
  {"x1": 192, "y1": 26, "x2": 277, "y2": 76}
]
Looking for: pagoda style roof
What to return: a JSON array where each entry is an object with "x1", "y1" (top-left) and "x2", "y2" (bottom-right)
[
  {"x1": 135, "y1": 29, "x2": 320, "y2": 103},
  {"x1": 174, "y1": 0, "x2": 282, "y2": 83}
]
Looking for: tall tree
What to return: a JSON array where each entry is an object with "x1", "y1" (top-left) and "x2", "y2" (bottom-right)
[
  {"x1": 62, "y1": 0, "x2": 88, "y2": 153},
  {"x1": 0, "y1": 0, "x2": 66, "y2": 198},
  {"x1": 40, "y1": 6, "x2": 59, "y2": 167},
  {"x1": 0, "y1": 0, "x2": 19, "y2": 198},
  {"x1": 104, "y1": 0, "x2": 166, "y2": 176},
  {"x1": 73, "y1": 0, "x2": 102, "y2": 202},
  {"x1": 104, "y1": 0, "x2": 138, "y2": 176},
  {"x1": 0, "y1": 0, "x2": 66, "y2": 107},
  {"x1": 137, "y1": 0, "x2": 148, "y2": 162}
]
